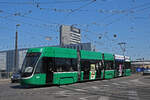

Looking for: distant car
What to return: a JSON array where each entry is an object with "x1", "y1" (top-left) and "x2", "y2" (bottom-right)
[
  {"x1": 143, "y1": 69, "x2": 150, "y2": 75},
  {"x1": 11, "y1": 72, "x2": 21, "y2": 83}
]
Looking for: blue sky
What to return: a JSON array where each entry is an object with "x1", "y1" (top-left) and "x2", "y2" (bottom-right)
[{"x1": 0, "y1": 0, "x2": 150, "y2": 60}]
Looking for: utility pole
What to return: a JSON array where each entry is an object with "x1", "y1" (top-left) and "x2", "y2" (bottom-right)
[
  {"x1": 142, "y1": 57, "x2": 144, "y2": 68},
  {"x1": 77, "y1": 46, "x2": 81, "y2": 81},
  {"x1": 118, "y1": 42, "x2": 126, "y2": 56},
  {"x1": 102, "y1": 53, "x2": 105, "y2": 79},
  {"x1": 14, "y1": 24, "x2": 20, "y2": 72},
  {"x1": 118, "y1": 42, "x2": 126, "y2": 75}
]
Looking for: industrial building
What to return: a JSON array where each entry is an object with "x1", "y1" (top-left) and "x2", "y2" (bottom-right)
[
  {"x1": 0, "y1": 49, "x2": 27, "y2": 78},
  {"x1": 60, "y1": 25, "x2": 81, "y2": 46},
  {"x1": 132, "y1": 61, "x2": 150, "y2": 68}
]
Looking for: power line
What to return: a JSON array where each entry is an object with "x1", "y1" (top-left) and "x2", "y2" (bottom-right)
[
  {"x1": 118, "y1": 42, "x2": 126, "y2": 56},
  {"x1": 103, "y1": 4, "x2": 150, "y2": 27},
  {"x1": 0, "y1": 15, "x2": 59, "y2": 32},
  {"x1": 59, "y1": 0, "x2": 96, "y2": 23},
  {"x1": 0, "y1": 0, "x2": 90, "y2": 5},
  {"x1": 0, "y1": 20, "x2": 58, "y2": 46},
  {"x1": 68, "y1": 0, "x2": 96, "y2": 14},
  {"x1": 0, "y1": 9, "x2": 60, "y2": 26},
  {"x1": 97, "y1": 1, "x2": 150, "y2": 26}
]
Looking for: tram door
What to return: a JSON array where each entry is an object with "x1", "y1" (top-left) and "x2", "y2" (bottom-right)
[
  {"x1": 83, "y1": 68, "x2": 89, "y2": 80},
  {"x1": 118, "y1": 64, "x2": 123, "y2": 76},
  {"x1": 90, "y1": 64, "x2": 96, "y2": 80},
  {"x1": 96, "y1": 62, "x2": 102, "y2": 79},
  {"x1": 43, "y1": 58, "x2": 53, "y2": 83}
]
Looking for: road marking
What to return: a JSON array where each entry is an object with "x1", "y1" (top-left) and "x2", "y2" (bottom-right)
[
  {"x1": 81, "y1": 86, "x2": 92, "y2": 90},
  {"x1": 98, "y1": 96, "x2": 109, "y2": 100},
  {"x1": 128, "y1": 90, "x2": 139, "y2": 100},
  {"x1": 102, "y1": 85, "x2": 109, "y2": 87},
  {"x1": 119, "y1": 81, "x2": 129, "y2": 84},
  {"x1": 80, "y1": 96, "x2": 97, "y2": 100},
  {"x1": 102, "y1": 80, "x2": 108, "y2": 82},
  {"x1": 112, "y1": 83, "x2": 120, "y2": 85},
  {"x1": 53, "y1": 90, "x2": 86, "y2": 95},
  {"x1": 75, "y1": 89, "x2": 87, "y2": 92},
  {"x1": 130, "y1": 79, "x2": 145, "y2": 85},
  {"x1": 55, "y1": 90, "x2": 69, "y2": 96},
  {"x1": 91, "y1": 86, "x2": 99, "y2": 90}
]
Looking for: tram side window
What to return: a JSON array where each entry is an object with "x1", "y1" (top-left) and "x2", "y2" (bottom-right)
[
  {"x1": 115, "y1": 61, "x2": 124, "y2": 69},
  {"x1": 35, "y1": 59, "x2": 44, "y2": 73},
  {"x1": 105, "y1": 61, "x2": 114, "y2": 70},
  {"x1": 125, "y1": 62, "x2": 131, "y2": 69},
  {"x1": 35, "y1": 57, "x2": 54, "y2": 73},
  {"x1": 71, "y1": 59, "x2": 78, "y2": 71},
  {"x1": 96, "y1": 61, "x2": 103, "y2": 70},
  {"x1": 81, "y1": 60, "x2": 90, "y2": 71},
  {"x1": 81, "y1": 60, "x2": 100, "y2": 71},
  {"x1": 55, "y1": 58, "x2": 77, "y2": 72}
]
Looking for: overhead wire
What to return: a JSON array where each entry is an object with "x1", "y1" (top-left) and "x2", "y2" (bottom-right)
[
  {"x1": 0, "y1": 9, "x2": 60, "y2": 26},
  {"x1": 74, "y1": 23, "x2": 118, "y2": 52},
  {"x1": 0, "y1": 1, "x2": 149, "y2": 53},
  {"x1": 0, "y1": 9, "x2": 63, "y2": 49},
  {"x1": 67, "y1": 0, "x2": 96, "y2": 14},
  {"x1": 103, "y1": 2, "x2": 150, "y2": 27},
  {"x1": 97, "y1": 1, "x2": 150, "y2": 25},
  {"x1": 0, "y1": 9, "x2": 65, "y2": 36},
  {"x1": 72, "y1": 1, "x2": 150, "y2": 53},
  {"x1": 59, "y1": 0, "x2": 97, "y2": 24},
  {"x1": 0, "y1": 14, "x2": 59, "y2": 34},
  {"x1": 0, "y1": 0, "x2": 91, "y2": 5},
  {"x1": 0, "y1": 20, "x2": 58, "y2": 49},
  {"x1": 36, "y1": 1, "x2": 149, "y2": 49}
]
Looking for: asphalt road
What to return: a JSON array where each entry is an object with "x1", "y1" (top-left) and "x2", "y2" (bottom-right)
[{"x1": 0, "y1": 74, "x2": 150, "y2": 100}]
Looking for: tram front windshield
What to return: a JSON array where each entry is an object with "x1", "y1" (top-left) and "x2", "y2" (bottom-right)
[{"x1": 21, "y1": 52, "x2": 41, "y2": 77}]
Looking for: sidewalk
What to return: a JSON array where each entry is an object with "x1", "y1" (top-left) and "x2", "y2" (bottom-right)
[{"x1": 0, "y1": 78, "x2": 10, "y2": 82}]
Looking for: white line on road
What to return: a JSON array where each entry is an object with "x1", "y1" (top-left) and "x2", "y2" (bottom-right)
[
  {"x1": 119, "y1": 81, "x2": 129, "y2": 84},
  {"x1": 55, "y1": 90, "x2": 69, "y2": 96},
  {"x1": 91, "y1": 86, "x2": 99, "y2": 90},
  {"x1": 111, "y1": 83, "x2": 121, "y2": 86},
  {"x1": 98, "y1": 96, "x2": 109, "y2": 100},
  {"x1": 102, "y1": 85, "x2": 109, "y2": 87},
  {"x1": 80, "y1": 95, "x2": 110, "y2": 100},
  {"x1": 80, "y1": 96, "x2": 97, "y2": 100},
  {"x1": 128, "y1": 90, "x2": 140, "y2": 100},
  {"x1": 75, "y1": 89, "x2": 87, "y2": 92}
]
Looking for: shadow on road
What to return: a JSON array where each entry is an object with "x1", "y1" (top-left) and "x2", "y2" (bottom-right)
[
  {"x1": 10, "y1": 85, "x2": 26, "y2": 89},
  {"x1": 10, "y1": 84, "x2": 58, "y2": 89}
]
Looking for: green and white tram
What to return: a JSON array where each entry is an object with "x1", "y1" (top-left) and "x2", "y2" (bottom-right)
[
  {"x1": 124, "y1": 56, "x2": 131, "y2": 76},
  {"x1": 114, "y1": 54, "x2": 131, "y2": 77},
  {"x1": 20, "y1": 47, "x2": 131, "y2": 86},
  {"x1": 114, "y1": 54, "x2": 125, "y2": 77}
]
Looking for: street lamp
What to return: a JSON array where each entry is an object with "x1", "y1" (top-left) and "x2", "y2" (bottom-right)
[{"x1": 14, "y1": 24, "x2": 20, "y2": 72}]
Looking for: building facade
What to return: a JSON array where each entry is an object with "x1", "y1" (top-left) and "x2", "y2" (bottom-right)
[
  {"x1": 132, "y1": 61, "x2": 150, "y2": 68},
  {"x1": 0, "y1": 49, "x2": 27, "y2": 72},
  {"x1": 60, "y1": 25, "x2": 81, "y2": 46},
  {"x1": 0, "y1": 49, "x2": 27, "y2": 78}
]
